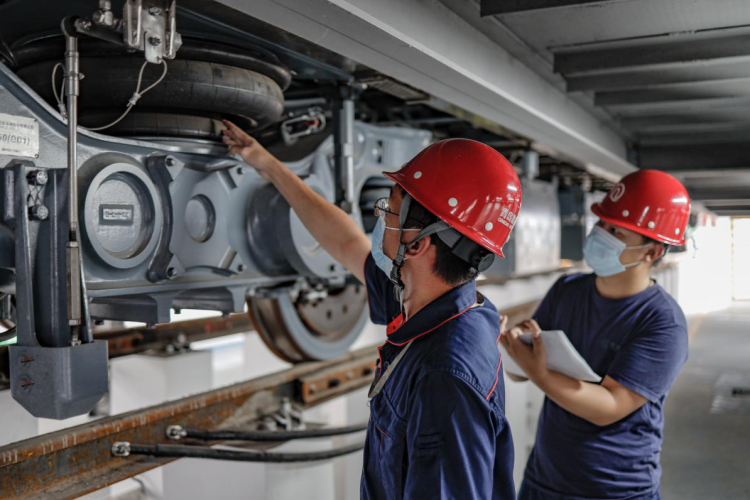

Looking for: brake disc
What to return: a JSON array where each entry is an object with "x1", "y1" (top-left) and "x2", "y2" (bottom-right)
[{"x1": 247, "y1": 283, "x2": 368, "y2": 363}]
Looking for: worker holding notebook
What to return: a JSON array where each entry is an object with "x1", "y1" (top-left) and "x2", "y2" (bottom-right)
[{"x1": 500, "y1": 170, "x2": 691, "y2": 500}]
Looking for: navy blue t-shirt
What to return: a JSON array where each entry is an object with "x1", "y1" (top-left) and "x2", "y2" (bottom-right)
[
  {"x1": 522, "y1": 273, "x2": 688, "y2": 500},
  {"x1": 360, "y1": 253, "x2": 516, "y2": 500}
]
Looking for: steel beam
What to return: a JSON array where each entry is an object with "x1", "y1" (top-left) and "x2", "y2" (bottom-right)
[
  {"x1": 688, "y1": 187, "x2": 750, "y2": 201},
  {"x1": 620, "y1": 110, "x2": 750, "y2": 133},
  {"x1": 595, "y1": 81, "x2": 750, "y2": 107},
  {"x1": 704, "y1": 204, "x2": 750, "y2": 211},
  {"x1": 555, "y1": 31, "x2": 750, "y2": 75},
  {"x1": 699, "y1": 200, "x2": 750, "y2": 207},
  {"x1": 206, "y1": 0, "x2": 634, "y2": 181},
  {"x1": 708, "y1": 208, "x2": 750, "y2": 216},
  {"x1": 637, "y1": 126, "x2": 750, "y2": 148},
  {"x1": 480, "y1": 0, "x2": 628, "y2": 16},
  {"x1": 567, "y1": 61, "x2": 750, "y2": 92},
  {"x1": 638, "y1": 143, "x2": 750, "y2": 172}
]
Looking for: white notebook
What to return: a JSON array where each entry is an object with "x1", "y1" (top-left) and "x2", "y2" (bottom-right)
[{"x1": 499, "y1": 330, "x2": 602, "y2": 383}]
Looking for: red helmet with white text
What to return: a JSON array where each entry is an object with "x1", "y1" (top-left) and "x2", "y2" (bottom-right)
[
  {"x1": 591, "y1": 170, "x2": 691, "y2": 246},
  {"x1": 384, "y1": 139, "x2": 522, "y2": 258}
]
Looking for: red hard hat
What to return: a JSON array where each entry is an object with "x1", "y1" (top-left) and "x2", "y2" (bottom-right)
[
  {"x1": 384, "y1": 139, "x2": 522, "y2": 258},
  {"x1": 591, "y1": 170, "x2": 691, "y2": 245}
]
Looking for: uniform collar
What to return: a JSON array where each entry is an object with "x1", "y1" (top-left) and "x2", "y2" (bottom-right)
[{"x1": 385, "y1": 280, "x2": 478, "y2": 346}]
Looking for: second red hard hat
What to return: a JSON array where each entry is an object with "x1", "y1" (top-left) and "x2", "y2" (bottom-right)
[{"x1": 591, "y1": 169, "x2": 691, "y2": 246}]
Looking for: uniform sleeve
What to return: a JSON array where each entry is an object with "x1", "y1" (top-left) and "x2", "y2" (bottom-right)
[
  {"x1": 403, "y1": 372, "x2": 503, "y2": 500},
  {"x1": 363, "y1": 252, "x2": 396, "y2": 325},
  {"x1": 607, "y1": 305, "x2": 689, "y2": 403}
]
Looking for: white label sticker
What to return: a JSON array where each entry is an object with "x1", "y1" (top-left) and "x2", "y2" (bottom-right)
[{"x1": 0, "y1": 113, "x2": 39, "y2": 159}]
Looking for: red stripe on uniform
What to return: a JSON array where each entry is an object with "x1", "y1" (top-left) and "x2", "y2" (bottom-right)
[{"x1": 486, "y1": 329, "x2": 504, "y2": 401}]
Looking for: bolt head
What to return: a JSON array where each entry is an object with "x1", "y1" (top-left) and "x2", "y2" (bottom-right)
[
  {"x1": 166, "y1": 267, "x2": 177, "y2": 279},
  {"x1": 27, "y1": 169, "x2": 48, "y2": 185},
  {"x1": 29, "y1": 204, "x2": 49, "y2": 221}
]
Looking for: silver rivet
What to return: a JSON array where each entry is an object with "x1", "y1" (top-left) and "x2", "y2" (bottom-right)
[
  {"x1": 448, "y1": 197, "x2": 458, "y2": 207},
  {"x1": 648, "y1": 221, "x2": 655, "y2": 229},
  {"x1": 675, "y1": 228, "x2": 680, "y2": 235},
  {"x1": 622, "y1": 210, "x2": 629, "y2": 217},
  {"x1": 414, "y1": 171, "x2": 422, "y2": 179},
  {"x1": 485, "y1": 222, "x2": 493, "y2": 231}
]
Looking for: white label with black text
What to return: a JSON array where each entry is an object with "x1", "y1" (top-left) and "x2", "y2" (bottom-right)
[{"x1": 0, "y1": 113, "x2": 39, "y2": 158}]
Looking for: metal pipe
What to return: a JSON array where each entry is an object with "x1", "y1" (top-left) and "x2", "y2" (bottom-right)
[
  {"x1": 176, "y1": 422, "x2": 368, "y2": 442},
  {"x1": 115, "y1": 442, "x2": 365, "y2": 462},
  {"x1": 342, "y1": 98, "x2": 356, "y2": 211},
  {"x1": 62, "y1": 18, "x2": 86, "y2": 339},
  {"x1": 64, "y1": 29, "x2": 79, "y2": 236}
]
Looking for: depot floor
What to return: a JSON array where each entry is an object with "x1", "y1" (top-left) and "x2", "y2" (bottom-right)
[{"x1": 661, "y1": 301, "x2": 750, "y2": 499}]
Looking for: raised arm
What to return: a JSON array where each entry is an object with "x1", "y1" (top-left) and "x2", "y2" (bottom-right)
[{"x1": 222, "y1": 120, "x2": 371, "y2": 283}]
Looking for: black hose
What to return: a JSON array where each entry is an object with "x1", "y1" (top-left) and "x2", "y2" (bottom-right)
[
  {"x1": 183, "y1": 423, "x2": 368, "y2": 442},
  {"x1": 127, "y1": 442, "x2": 364, "y2": 463},
  {"x1": 0, "y1": 326, "x2": 16, "y2": 343}
]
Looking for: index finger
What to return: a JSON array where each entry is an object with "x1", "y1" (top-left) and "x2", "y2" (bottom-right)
[
  {"x1": 222, "y1": 119, "x2": 248, "y2": 136},
  {"x1": 499, "y1": 314, "x2": 508, "y2": 332}
]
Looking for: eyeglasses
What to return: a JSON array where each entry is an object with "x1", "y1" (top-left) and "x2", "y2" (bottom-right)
[
  {"x1": 373, "y1": 197, "x2": 421, "y2": 231},
  {"x1": 373, "y1": 197, "x2": 398, "y2": 218}
]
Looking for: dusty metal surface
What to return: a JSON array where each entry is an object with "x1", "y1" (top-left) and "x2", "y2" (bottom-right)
[
  {"x1": 0, "y1": 346, "x2": 378, "y2": 499},
  {"x1": 94, "y1": 313, "x2": 255, "y2": 358}
]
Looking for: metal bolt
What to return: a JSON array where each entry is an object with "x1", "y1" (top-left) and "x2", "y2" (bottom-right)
[
  {"x1": 27, "y1": 169, "x2": 48, "y2": 185},
  {"x1": 148, "y1": 6, "x2": 162, "y2": 15},
  {"x1": 237, "y1": 167, "x2": 245, "y2": 175},
  {"x1": 29, "y1": 204, "x2": 49, "y2": 221},
  {"x1": 149, "y1": 36, "x2": 162, "y2": 46},
  {"x1": 166, "y1": 267, "x2": 177, "y2": 279},
  {"x1": 308, "y1": 384, "x2": 316, "y2": 394},
  {"x1": 111, "y1": 441, "x2": 131, "y2": 457},
  {"x1": 166, "y1": 425, "x2": 186, "y2": 440},
  {"x1": 165, "y1": 156, "x2": 175, "y2": 167},
  {"x1": 79, "y1": 20, "x2": 92, "y2": 30}
]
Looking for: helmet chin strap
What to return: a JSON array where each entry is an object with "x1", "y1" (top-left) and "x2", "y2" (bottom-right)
[{"x1": 389, "y1": 194, "x2": 451, "y2": 315}]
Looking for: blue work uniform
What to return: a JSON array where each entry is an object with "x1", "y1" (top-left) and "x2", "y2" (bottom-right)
[
  {"x1": 519, "y1": 273, "x2": 688, "y2": 500},
  {"x1": 360, "y1": 253, "x2": 516, "y2": 500}
]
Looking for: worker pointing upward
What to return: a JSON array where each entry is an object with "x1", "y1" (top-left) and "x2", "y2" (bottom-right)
[
  {"x1": 501, "y1": 170, "x2": 691, "y2": 500},
  {"x1": 223, "y1": 120, "x2": 521, "y2": 499}
]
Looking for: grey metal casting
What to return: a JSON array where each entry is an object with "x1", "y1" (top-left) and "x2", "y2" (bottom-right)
[{"x1": 0, "y1": 43, "x2": 431, "y2": 416}]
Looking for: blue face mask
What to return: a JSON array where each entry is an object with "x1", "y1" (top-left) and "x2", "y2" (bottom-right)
[
  {"x1": 371, "y1": 217, "x2": 394, "y2": 277},
  {"x1": 583, "y1": 226, "x2": 652, "y2": 277}
]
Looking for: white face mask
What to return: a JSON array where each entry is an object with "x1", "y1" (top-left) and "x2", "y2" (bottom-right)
[
  {"x1": 370, "y1": 216, "x2": 419, "y2": 277},
  {"x1": 583, "y1": 226, "x2": 652, "y2": 277},
  {"x1": 371, "y1": 217, "x2": 393, "y2": 277}
]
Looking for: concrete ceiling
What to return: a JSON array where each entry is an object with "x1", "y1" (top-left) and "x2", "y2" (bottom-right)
[{"x1": 475, "y1": 0, "x2": 750, "y2": 215}]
